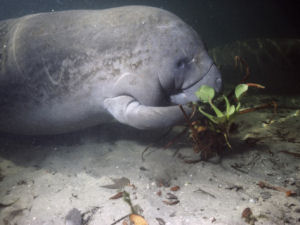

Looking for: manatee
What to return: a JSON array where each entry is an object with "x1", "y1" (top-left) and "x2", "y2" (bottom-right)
[{"x1": 0, "y1": 6, "x2": 222, "y2": 135}]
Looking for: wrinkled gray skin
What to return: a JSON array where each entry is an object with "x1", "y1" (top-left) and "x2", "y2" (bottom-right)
[{"x1": 0, "y1": 6, "x2": 221, "y2": 135}]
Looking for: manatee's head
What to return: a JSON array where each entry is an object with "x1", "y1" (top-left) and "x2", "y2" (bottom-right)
[
  {"x1": 166, "y1": 41, "x2": 222, "y2": 105},
  {"x1": 109, "y1": 7, "x2": 221, "y2": 108},
  {"x1": 152, "y1": 16, "x2": 222, "y2": 105},
  {"x1": 130, "y1": 8, "x2": 222, "y2": 106}
]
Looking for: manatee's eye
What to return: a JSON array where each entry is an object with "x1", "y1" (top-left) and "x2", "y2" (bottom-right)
[{"x1": 176, "y1": 58, "x2": 189, "y2": 69}]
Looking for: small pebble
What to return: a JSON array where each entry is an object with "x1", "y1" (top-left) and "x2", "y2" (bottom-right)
[
  {"x1": 294, "y1": 208, "x2": 300, "y2": 213},
  {"x1": 65, "y1": 208, "x2": 82, "y2": 225},
  {"x1": 260, "y1": 191, "x2": 272, "y2": 201}
]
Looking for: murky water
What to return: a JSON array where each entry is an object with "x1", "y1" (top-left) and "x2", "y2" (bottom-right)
[{"x1": 0, "y1": 1, "x2": 299, "y2": 224}]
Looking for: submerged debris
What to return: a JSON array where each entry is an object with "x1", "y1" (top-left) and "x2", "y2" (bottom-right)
[
  {"x1": 0, "y1": 168, "x2": 5, "y2": 182},
  {"x1": 65, "y1": 208, "x2": 82, "y2": 225},
  {"x1": 109, "y1": 191, "x2": 123, "y2": 200},
  {"x1": 279, "y1": 150, "x2": 300, "y2": 158},
  {"x1": 156, "y1": 217, "x2": 166, "y2": 225},
  {"x1": 101, "y1": 177, "x2": 130, "y2": 189},
  {"x1": 162, "y1": 200, "x2": 180, "y2": 205},
  {"x1": 225, "y1": 184, "x2": 243, "y2": 192},
  {"x1": 242, "y1": 207, "x2": 257, "y2": 225},
  {"x1": 257, "y1": 181, "x2": 296, "y2": 197},
  {"x1": 170, "y1": 186, "x2": 180, "y2": 192},
  {"x1": 0, "y1": 199, "x2": 18, "y2": 209},
  {"x1": 129, "y1": 214, "x2": 148, "y2": 225},
  {"x1": 166, "y1": 193, "x2": 178, "y2": 200},
  {"x1": 194, "y1": 187, "x2": 216, "y2": 198},
  {"x1": 82, "y1": 207, "x2": 101, "y2": 225},
  {"x1": 122, "y1": 191, "x2": 149, "y2": 225},
  {"x1": 3, "y1": 208, "x2": 27, "y2": 224}
]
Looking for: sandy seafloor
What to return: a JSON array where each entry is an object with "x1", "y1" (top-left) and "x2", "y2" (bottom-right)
[{"x1": 0, "y1": 93, "x2": 300, "y2": 225}]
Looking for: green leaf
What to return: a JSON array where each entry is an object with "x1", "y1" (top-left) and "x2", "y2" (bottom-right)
[
  {"x1": 195, "y1": 85, "x2": 215, "y2": 103},
  {"x1": 198, "y1": 106, "x2": 218, "y2": 124},
  {"x1": 228, "y1": 105, "x2": 236, "y2": 117},
  {"x1": 236, "y1": 102, "x2": 241, "y2": 112},
  {"x1": 209, "y1": 100, "x2": 224, "y2": 118},
  {"x1": 223, "y1": 95, "x2": 231, "y2": 116},
  {"x1": 235, "y1": 84, "x2": 248, "y2": 100}
]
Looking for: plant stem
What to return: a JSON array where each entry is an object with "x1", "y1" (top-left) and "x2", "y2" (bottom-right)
[
  {"x1": 223, "y1": 133, "x2": 232, "y2": 149},
  {"x1": 179, "y1": 105, "x2": 202, "y2": 148}
]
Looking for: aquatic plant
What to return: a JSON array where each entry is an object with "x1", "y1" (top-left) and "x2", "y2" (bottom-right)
[
  {"x1": 177, "y1": 82, "x2": 265, "y2": 161},
  {"x1": 157, "y1": 56, "x2": 272, "y2": 162},
  {"x1": 123, "y1": 191, "x2": 148, "y2": 225},
  {"x1": 195, "y1": 83, "x2": 249, "y2": 148}
]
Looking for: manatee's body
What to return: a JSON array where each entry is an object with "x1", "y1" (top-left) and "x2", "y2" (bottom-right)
[{"x1": 0, "y1": 6, "x2": 221, "y2": 135}]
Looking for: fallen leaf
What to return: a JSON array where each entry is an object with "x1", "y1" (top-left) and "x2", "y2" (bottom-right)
[
  {"x1": 258, "y1": 181, "x2": 296, "y2": 196},
  {"x1": 170, "y1": 186, "x2": 180, "y2": 191},
  {"x1": 101, "y1": 177, "x2": 130, "y2": 189},
  {"x1": 109, "y1": 192, "x2": 123, "y2": 200},
  {"x1": 166, "y1": 193, "x2": 178, "y2": 200},
  {"x1": 211, "y1": 217, "x2": 216, "y2": 223},
  {"x1": 0, "y1": 199, "x2": 19, "y2": 209},
  {"x1": 163, "y1": 200, "x2": 180, "y2": 205},
  {"x1": 129, "y1": 214, "x2": 148, "y2": 225},
  {"x1": 241, "y1": 207, "x2": 257, "y2": 224},
  {"x1": 242, "y1": 207, "x2": 252, "y2": 219},
  {"x1": 156, "y1": 217, "x2": 166, "y2": 225}
]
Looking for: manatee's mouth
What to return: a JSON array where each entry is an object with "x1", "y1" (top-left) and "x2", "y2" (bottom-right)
[
  {"x1": 170, "y1": 63, "x2": 221, "y2": 105},
  {"x1": 182, "y1": 62, "x2": 214, "y2": 91}
]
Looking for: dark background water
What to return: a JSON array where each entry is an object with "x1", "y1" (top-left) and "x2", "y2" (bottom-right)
[{"x1": 0, "y1": 0, "x2": 299, "y2": 48}]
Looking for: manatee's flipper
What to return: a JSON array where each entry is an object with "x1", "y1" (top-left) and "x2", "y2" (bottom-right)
[{"x1": 104, "y1": 96, "x2": 190, "y2": 129}]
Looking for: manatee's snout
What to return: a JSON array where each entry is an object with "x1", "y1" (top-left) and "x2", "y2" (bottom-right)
[
  {"x1": 206, "y1": 63, "x2": 222, "y2": 92},
  {"x1": 170, "y1": 63, "x2": 222, "y2": 105}
]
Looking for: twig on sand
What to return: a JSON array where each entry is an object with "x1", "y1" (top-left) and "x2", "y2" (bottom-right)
[
  {"x1": 110, "y1": 214, "x2": 131, "y2": 225},
  {"x1": 194, "y1": 187, "x2": 216, "y2": 198},
  {"x1": 257, "y1": 181, "x2": 296, "y2": 197},
  {"x1": 141, "y1": 128, "x2": 173, "y2": 161}
]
